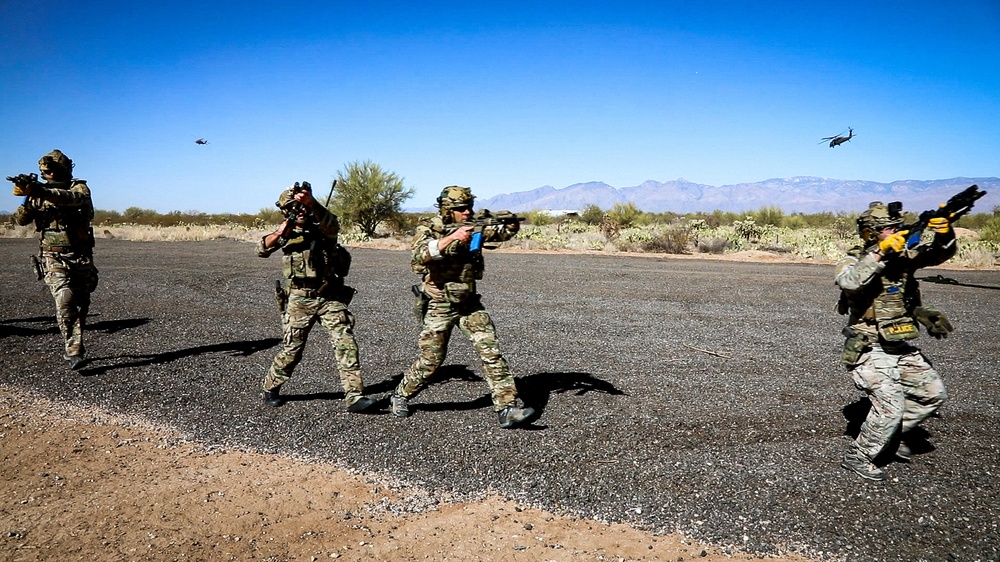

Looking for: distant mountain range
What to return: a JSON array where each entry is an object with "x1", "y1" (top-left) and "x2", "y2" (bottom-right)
[{"x1": 472, "y1": 177, "x2": 1000, "y2": 215}]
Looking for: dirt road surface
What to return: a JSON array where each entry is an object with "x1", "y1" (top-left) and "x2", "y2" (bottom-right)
[{"x1": 1, "y1": 238, "x2": 997, "y2": 562}]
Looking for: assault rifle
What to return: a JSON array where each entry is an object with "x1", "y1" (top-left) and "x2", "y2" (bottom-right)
[
  {"x1": 278, "y1": 181, "x2": 312, "y2": 220},
  {"x1": 457, "y1": 211, "x2": 524, "y2": 252},
  {"x1": 6, "y1": 172, "x2": 39, "y2": 196},
  {"x1": 895, "y1": 184, "x2": 987, "y2": 248}
]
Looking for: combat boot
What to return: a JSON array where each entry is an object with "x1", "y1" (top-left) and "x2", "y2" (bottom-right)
[
  {"x1": 347, "y1": 395, "x2": 376, "y2": 413},
  {"x1": 262, "y1": 386, "x2": 285, "y2": 407},
  {"x1": 895, "y1": 441, "x2": 912, "y2": 462},
  {"x1": 390, "y1": 393, "x2": 410, "y2": 418},
  {"x1": 63, "y1": 354, "x2": 86, "y2": 371},
  {"x1": 498, "y1": 403, "x2": 535, "y2": 429},
  {"x1": 841, "y1": 449, "x2": 886, "y2": 481}
]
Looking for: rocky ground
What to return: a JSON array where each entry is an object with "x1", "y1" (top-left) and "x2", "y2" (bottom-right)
[{"x1": 1, "y1": 238, "x2": 998, "y2": 562}]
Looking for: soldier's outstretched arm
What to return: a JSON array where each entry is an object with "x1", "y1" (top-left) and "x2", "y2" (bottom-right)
[
  {"x1": 32, "y1": 181, "x2": 91, "y2": 207},
  {"x1": 835, "y1": 252, "x2": 884, "y2": 292}
]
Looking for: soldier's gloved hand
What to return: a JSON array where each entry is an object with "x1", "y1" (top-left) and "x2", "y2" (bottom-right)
[
  {"x1": 928, "y1": 217, "x2": 951, "y2": 234},
  {"x1": 12, "y1": 182, "x2": 31, "y2": 196},
  {"x1": 914, "y1": 306, "x2": 953, "y2": 339},
  {"x1": 878, "y1": 232, "x2": 907, "y2": 255}
]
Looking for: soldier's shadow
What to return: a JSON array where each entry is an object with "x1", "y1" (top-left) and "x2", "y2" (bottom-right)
[
  {"x1": 842, "y1": 397, "x2": 936, "y2": 465},
  {"x1": 282, "y1": 365, "x2": 487, "y2": 414},
  {"x1": 0, "y1": 314, "x2": 150, "y2": 338},
  {"x1": 0, "y1": 316, "x2": 59, "y2": 338},
  {"x1": 518, "y1": 371, "x2": 626, "y2": 411},
  {"x1": 81, "y1": 337, "x2": 280, "y2": 376}
]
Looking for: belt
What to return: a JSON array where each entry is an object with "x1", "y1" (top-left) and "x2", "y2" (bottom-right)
[
  {"x1": 289, "y1": 287, "x2": 323, "y2": 297},
  {"x1": 288, "y1": 279, "x2": 342, "y2": 297}
]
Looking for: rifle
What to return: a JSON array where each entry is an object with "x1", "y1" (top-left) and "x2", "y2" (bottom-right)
[
  {"x1": 6, "y1": 173, "x2": 39, "y2": 196},
  {"x1": 278, "y1": 181, "x2": 312, "y2": 220},
  {"x1": 897, "y1": 184, "x2": 987, "y2": 248},
  {"x1": 458, "y1": 211, "x2": 525, "y2": 252}
]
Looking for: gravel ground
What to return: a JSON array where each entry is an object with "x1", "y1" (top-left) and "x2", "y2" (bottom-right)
[{"x1": 1, "y1": 238, "x2": 998, "y2": 562}]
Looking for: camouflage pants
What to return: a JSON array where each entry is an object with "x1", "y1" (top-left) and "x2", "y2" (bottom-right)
[
  {"x1": 265, "y1": 291, "x2": 363, "y2": 404},
  {"x1": 847, "y1": 342, "x2": 948, "y2": 460},
  {"x1": 42, "y1": 252, "x2": 98, "y2": 357},
  {"x1": 395, "y1": 295, "x2": 517, "y2": 411}
]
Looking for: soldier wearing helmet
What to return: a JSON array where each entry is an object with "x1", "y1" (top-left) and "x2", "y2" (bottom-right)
[
  {"x1": 255, "y1": 181, "x2": 376, "y2": 413},
  {"x1": 11, "y1": 150, "x2": 99, "y2": 370},
  {"x1": 835, "y1": 200, "x2": 958, "y2": 481},
  {"x1": 390, "y1": 186, "x2": 534, "y2": 428}
]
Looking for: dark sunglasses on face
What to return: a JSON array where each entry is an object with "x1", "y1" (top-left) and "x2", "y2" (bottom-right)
[{"x1": 452, "y1": 205, "x2": 473, "y2": 213}]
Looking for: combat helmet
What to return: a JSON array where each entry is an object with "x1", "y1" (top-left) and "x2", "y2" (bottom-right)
[
  {"x1": 38, "y1": 149, "x2": 73, "y2": 180},
  {"x1": 857, "y1": 201, "x2": 903, "y2": 243},
  {"x1": 275, "y1": 181, "x2": 311, "y2": 216},
  {"x1": 436, "y1": 186, "x2": 475, "y2": 221}
]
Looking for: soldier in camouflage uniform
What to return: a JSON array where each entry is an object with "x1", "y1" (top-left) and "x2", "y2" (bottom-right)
[
  {"x1": 11, "y1": 150, "x2": 99, "y2": 370},
  {"x1": 390, "y1": 186, "x2": 535, "y2": 428},
  {"x1": 257, "y1": 182, "x2": 375, "y2": 413},
  {"x1": 835, "y1": 201, "x2": 957, "y2": 481}
]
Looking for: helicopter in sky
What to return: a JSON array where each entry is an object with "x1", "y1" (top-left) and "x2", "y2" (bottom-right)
[
  {"x1": 820, "y1": 127, "x2": 854, "y2": 148},
  {"x1": 194, "y1": 138, "x2": 209, "y2": 145}
]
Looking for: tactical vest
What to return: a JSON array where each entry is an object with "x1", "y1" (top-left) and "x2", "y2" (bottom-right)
[
  {"x1": 281, "y1": 228, "x2": 351, "y2": 282},
  {"x1": 34, "y1": 180, "x2": 96, "y2": 252},
  {"x1": 412, "y1": 216, "x2": 484, "y2": 283},
  {"x1": 839, "y1": 245, "x2": 920, "y2": 341}
]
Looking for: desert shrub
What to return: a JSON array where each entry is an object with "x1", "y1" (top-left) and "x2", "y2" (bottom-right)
[
  {"x1": 751, "y1": 205, "x2": 784, "y2": 227},
  {"x1": 733, "y1": 217, "x2": 762, "y2": 241},
  {"x1": 579, "y1": 204, "x2": 604, "y2": 225},
  {"x1": 642, "y1": 227, "x2": 690, "y2": 254},
  {"x1": 955, "y1": 209, "x2": 998, "y2": 230},
  {"x1": 559, "y1": 220, "x2": 591, "y2": 234},
  {"x1": 599, "y1": 217, "x2": 621, "y2": 240},
  {"x1": 606, "y1": 202, "x2": 641, "y2": 229},
  {"x1": 696, "y1": 237, "x2": 731, "y2": 254},
  {"x1": 831, "y1": 217, "x2": 856, "y2": 240},
  {"x1": 781, "y1": 214, "x2": 808, "y2": 230},
  {"x1": 523, "y1": 210, "x2": 555, "y2": 226},
  {"x1": 979, "y1": 224, "x2": 1000, "y2": 243}
]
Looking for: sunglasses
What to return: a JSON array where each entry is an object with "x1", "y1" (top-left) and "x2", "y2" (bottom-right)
[{"x1": 452, "y1": 205, "x2": 473, "y2": 213}]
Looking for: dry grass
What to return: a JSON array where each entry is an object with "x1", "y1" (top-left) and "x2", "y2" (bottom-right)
[{"x1": 3, "y1": 222, "x2": 997, "y2": 268}]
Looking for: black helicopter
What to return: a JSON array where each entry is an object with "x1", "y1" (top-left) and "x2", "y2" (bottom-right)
[
  {"x1": 820, "y1": 127, "x2": 854, "y2": 148},
  {"x1": 194, "y1": 138, "x2": 209, "y2": 145}
]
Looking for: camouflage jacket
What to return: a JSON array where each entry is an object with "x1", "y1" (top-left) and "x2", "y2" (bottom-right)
[
  {"x1": 13, "y1": 179, "x2": 95, "y2": 253},
  {"x1": 257, "y1": 207, "x2": 350, "y2": 284},
  {"x1": 834, "y1": 230, "x2": 957, "y2": 338},
  {"x1": 411, "y1": 212, "x2": 518, "y2": 300}
]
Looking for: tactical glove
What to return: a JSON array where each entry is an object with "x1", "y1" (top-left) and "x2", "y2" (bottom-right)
[
  {"x1": 928, "y1": 217, "x2": 951, "y2": 234},
  {"x1": 878, "y1": 232, "x2": 907, "y2": 255},
  {"x1": 913, "y1": 306, "x2": 953, "y2": 339}
]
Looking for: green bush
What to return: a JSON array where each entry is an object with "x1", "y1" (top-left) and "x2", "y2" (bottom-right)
[
  {"x1": 580, "y1": 204, "x2": 604, "y2": 225},
  {"x1": 523, "y1": 210, "x2": 555, "y2": 226},
  {"x1": 607, "y1": 202, "x2": 641, "y2": 229},
  {"x1": 751, "y1": 205, "x2": 784, "y2": 227}
]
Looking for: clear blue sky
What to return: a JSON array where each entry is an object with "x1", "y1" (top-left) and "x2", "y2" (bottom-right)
[{"x1": 2, "y1": 1, "x2": 998, "y2": 214}]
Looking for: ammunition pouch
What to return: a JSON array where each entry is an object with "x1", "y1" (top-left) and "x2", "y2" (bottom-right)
[
  {"x1": 842, "y1": 326, "x2": 874, "y2": 366},
  {"x1": 913, "y1": 306, "x2": 953, "y2": 339},
  {"x1": 331, "y1": 244, "x2": 351, "y2": 278},
  {"x1": 443, "y1": 281, "x2": 475, "y2": 304}
]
